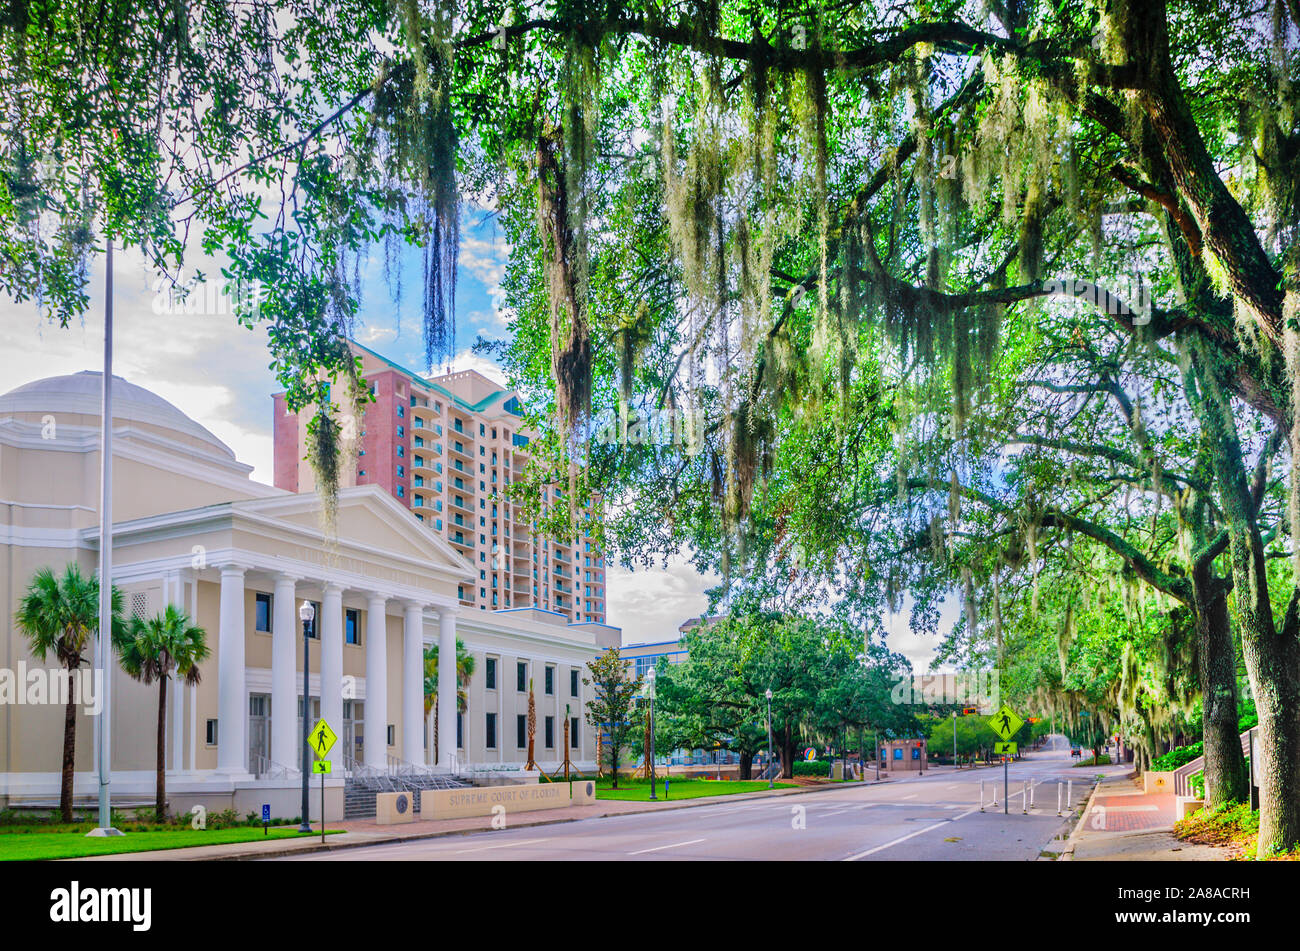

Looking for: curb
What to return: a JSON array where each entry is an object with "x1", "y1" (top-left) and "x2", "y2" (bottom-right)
[
  {"x1": 76, "y1": 777, "x2": 890, "y2": 861},
  {"x1": 1057, "y1": 778, "x2": 1103, "y2": 861}
]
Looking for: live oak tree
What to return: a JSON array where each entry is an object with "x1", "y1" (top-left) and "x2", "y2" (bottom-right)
[{"x1": 7, "y1": 1, "x2": 1300, "y2": 855}]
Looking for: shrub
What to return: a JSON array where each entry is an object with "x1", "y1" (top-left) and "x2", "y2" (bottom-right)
[
  {"x1": 1074, "y1": 754, "x2": 1111, "y2": 767},
  {"x1": 208, "y1": 807, "x2": 241, "y2": 830},
  {"x1": 793, "y1": 759, "x2": 833, "y2": 777},
  {"x1": 1152, "y1": 742, "x2": 1203, "y2": 772},
  {"x1": 1189, "y1": 771, "x2": 1205, "y2": 799}
]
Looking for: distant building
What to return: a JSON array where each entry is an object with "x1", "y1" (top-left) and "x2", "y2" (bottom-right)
[
  {"x1": 274, "y1": 340, "x2": 607, "y2": 624},
  {"x1": 0, "y1": 371, "x2": 618, "y2": 820}
]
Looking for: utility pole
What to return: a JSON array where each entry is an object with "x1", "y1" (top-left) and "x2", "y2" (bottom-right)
[{"x1": 89, "y1": 240, "x2": 121, "y2": 838}]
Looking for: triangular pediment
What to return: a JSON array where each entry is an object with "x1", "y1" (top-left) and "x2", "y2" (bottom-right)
[{"x1": 235, "y1": 485, "x2": 475, "y2": 582}]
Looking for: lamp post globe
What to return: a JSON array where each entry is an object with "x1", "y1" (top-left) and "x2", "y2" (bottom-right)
[{"x1": 298, "y1": 600, "x2": 315, "y2": 832}]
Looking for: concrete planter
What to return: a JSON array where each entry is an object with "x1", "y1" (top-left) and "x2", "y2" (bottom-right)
[
  {"x1": 1143, "y1": 770, "x2": 1176, "y2": 794},
  {"x1": 1174, "y1": 796, "x2": 1204, "y2": 820}
]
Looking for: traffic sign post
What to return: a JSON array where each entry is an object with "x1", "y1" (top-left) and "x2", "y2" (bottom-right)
[
  {"x1": 262, "y1": 803, "x2": 270, "y2": 836},
  {"x1": 310, "y1": 719, "x2": 337, "y2": 844},
  {"x1": 987, "y1": 705, "x2": 1024, "y2": 816}
]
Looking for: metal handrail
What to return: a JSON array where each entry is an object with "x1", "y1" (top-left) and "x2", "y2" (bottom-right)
[
  {"x1": 250, "y1": 753, "x2": 298, "y2": 781},
  {"x1": 1172, "y1": 729, "x2": 1252, "y2": 798}
]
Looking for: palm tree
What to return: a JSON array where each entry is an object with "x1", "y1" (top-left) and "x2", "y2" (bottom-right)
[
  {"x1": 423, "y1": 638, "x2": 475, "y2": 763},
  {"x1": 120, "y1": 605, "x2": 209, "y2": 820},
  {"x1": 14, "y1": 563, "x2": 126, "y2": 822}
]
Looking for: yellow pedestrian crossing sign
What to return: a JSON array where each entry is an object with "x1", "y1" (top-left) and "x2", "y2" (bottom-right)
[
  {"x1": 310, "y1": 719, "x2": 337, "y2": 759},
  {"x1": 312, "y1": 759, "x2": 332, "y2": 774},
  {"x1": 994, "y1": 742, "x2": 1017, "y2": 755},
  {"x1": 988, "y1": 704, "x2": 1024, "y2": 741}
]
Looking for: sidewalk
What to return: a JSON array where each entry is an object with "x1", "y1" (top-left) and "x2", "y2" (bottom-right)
[
  {"x1": 1063, "y1": 772, "x2": 1223, "y2": 861},
  {"x1": 73, "y1": 778, "x2": 884, "y2": 861}
]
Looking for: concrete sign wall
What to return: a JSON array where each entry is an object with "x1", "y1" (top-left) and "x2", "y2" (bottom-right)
[{"x1": 424, "y1": 781, "x2": 589, "y2": 819}]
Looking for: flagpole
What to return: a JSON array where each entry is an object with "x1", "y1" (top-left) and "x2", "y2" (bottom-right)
[{"x1": 89, "y1": 238, "x2": 122, "y2": 836}]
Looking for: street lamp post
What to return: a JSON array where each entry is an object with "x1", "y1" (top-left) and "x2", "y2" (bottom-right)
[
  {"x1": 645, "y1": 666, "x2": 657, "y2": 801},
  {"x1": 953, "y1": 711, "x2": 958, "y2": 769},
  {"x1": 765, "y1": 689, "x2": 774, "y2": 789},
  {"x1": 298, "y1": 601, "x2": 314, "y2": 832}
]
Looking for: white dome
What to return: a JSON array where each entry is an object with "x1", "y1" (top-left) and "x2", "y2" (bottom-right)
[{"x1": 0, "y1": 370, "x2": 236, "y2": 459}]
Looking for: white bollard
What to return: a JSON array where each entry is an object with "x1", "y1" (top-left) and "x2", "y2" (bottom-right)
[
  {"x1": 1023, "y1": 780, "x2": 1029, "y2": 814},
  {"x1": 979, "y1": 780, "x2": 985, "y2": 812},
  {"x1": 991, "y1": 779, "x2": 998, "y2": 807},
  {"x1": 1057, "y1": 781, "x2": 1062, "y2": 816},
  {"x1": 1067, "y1": 779, "x2": 1073, "y2": 808}
]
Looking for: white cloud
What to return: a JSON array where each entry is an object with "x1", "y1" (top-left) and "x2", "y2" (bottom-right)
[
  {"x1": 0, "y1": 247, "x2": 279, "y2": 484},
  {"x1": 606, "y1": 556, "x2": 719, "y2": 645},
  {"x1": 431, "y1": 347, "x2": 508, "y2": 385},
  {"x1": 458, "y1": 229, "x2": 509, "y2": 311}
]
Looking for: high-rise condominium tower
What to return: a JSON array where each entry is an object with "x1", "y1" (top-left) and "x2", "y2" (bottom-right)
[{"x1": 273, "y1": 341, "x2": 607, "y2": 623}]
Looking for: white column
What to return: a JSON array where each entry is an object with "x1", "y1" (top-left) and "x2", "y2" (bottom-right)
[
  {"x1": 402, "y1": 603, "x2": 426, "y2": 765},
  {"x1": 216, "y1": 565, "x2": 247, "y2": 774},
  {"x1": 320, "y1": 583, "x2": 344, "y2": 769},
  {"x1": 165, "y1": 571, "x2": 184, "y2": 771},
  {"x1": 271, "y1": 574, "x2": 299, "y2": 769},
  {"x1": 437, "y1": 607, "x2": 457, "y2": 768},
  {"x1": 365, "y1": 594, "x2": 389, "y2": 769}
]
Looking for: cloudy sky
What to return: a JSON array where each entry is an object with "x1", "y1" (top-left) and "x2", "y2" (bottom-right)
[
  {"x1": 0, "y1": 208, "x2": 730, "y2": 648},
  {"x1": 0, "y1": 208, "x2": 949, "y2": 664}
]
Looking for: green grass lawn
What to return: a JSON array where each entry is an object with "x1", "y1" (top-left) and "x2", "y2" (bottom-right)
[
  {"x1": 0, "y1": 826, "x2": 337, "y2": 860},
  {"x1": 594, "y1": 778, "x2": 793, "y2": 801}
]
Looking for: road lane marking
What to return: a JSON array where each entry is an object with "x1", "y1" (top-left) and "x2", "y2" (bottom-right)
[
  {"x1": 628, "y1": 837, "x2": 706, "y2": 855},
  {"x1": 842, "y1": 806, "x2": 980, "y2": 861},
  {"x1": 454, "y1": 837, "x2": 550, "y2": 854},
  {"x1": 901, "y1": 794, "x2": 918, "y2": 800}
]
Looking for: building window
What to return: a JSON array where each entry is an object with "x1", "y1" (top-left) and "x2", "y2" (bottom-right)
[
  {"x1": 517, "y1": 661, "x2": 527, "y2": 692},
  {"x1": 457, "y1": 711, "x2": 463, "y2": 749},
  {"x1": 485, "y1": 712, "x2": 497, "y2": 750},
  {"x1": 255, "y1": 592, "x2": 272, "y2": 633},
  {"x1": 205, "y1": 719, "x2": 218, "y2": 745},
  {"x1": 397, "y1": 405, "x2": 405, "y2": 418},
  {"x1": 517, "y1": 714, "x2": 526, "y2": 748},
  {"x1": 397, "y1": 484, "x2": 405, "y2": 498},
  {"x1": 387, "y1": 724, "x2": 395, "y2": 746},
  {"x1": 485, "y1": 658, "x2": 497, "y2": 690},
  {"x1": 544, "y1": 666, "x2": 554, "y2": 695},
  {"x1": 570, "y1": 718, "x2": 579, "y2": 748},
  {"x1": 397, "y1": 425, "x2": 405, "y2": 438},
  {"x1": 544, "y1": 716, "x2": 554, "y2": 749},
  {"x1": 306, "y1": 601, "x2": 321, "y2": 639},
  {"x1": 570, "y1": 669, "x2": 579, "y2": 697},
  {"x1": 345, "y1": 608, "x2": 360, "y2": 645},
  {"x1": 397, "y1": 465, "x2": 405, "y2": 478},
  {"x1": 397, "y1": 445, "x2": 405, "y2": 457}
]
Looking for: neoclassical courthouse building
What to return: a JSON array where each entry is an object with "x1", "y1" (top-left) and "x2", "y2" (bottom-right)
[{"x1": 0, "y1": 371, "x2": 619, "y2": 819}]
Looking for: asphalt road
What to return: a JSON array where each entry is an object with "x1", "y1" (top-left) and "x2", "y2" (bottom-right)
[{"x1": 276, "y1": 735, "x2": 1098, "y2": 861}]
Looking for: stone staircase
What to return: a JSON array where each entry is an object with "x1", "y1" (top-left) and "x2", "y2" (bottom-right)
[{"x1": 342, "y1": 760, "x2": 472, "y2": 820}]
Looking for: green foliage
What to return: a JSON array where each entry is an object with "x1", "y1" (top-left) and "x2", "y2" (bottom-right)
[
  {"x1": 792, "y1": 760, "x2": 833, "y2": 776},
  {"x1": 1152, "y1": 743, "x2": 1205, "y2": 772},
  {"x1": 583, "y1": 647, "x2": 642, "y2": 785},
  {"x1": 651, "y1": 608, "x2": 914, "y2": 776}
]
